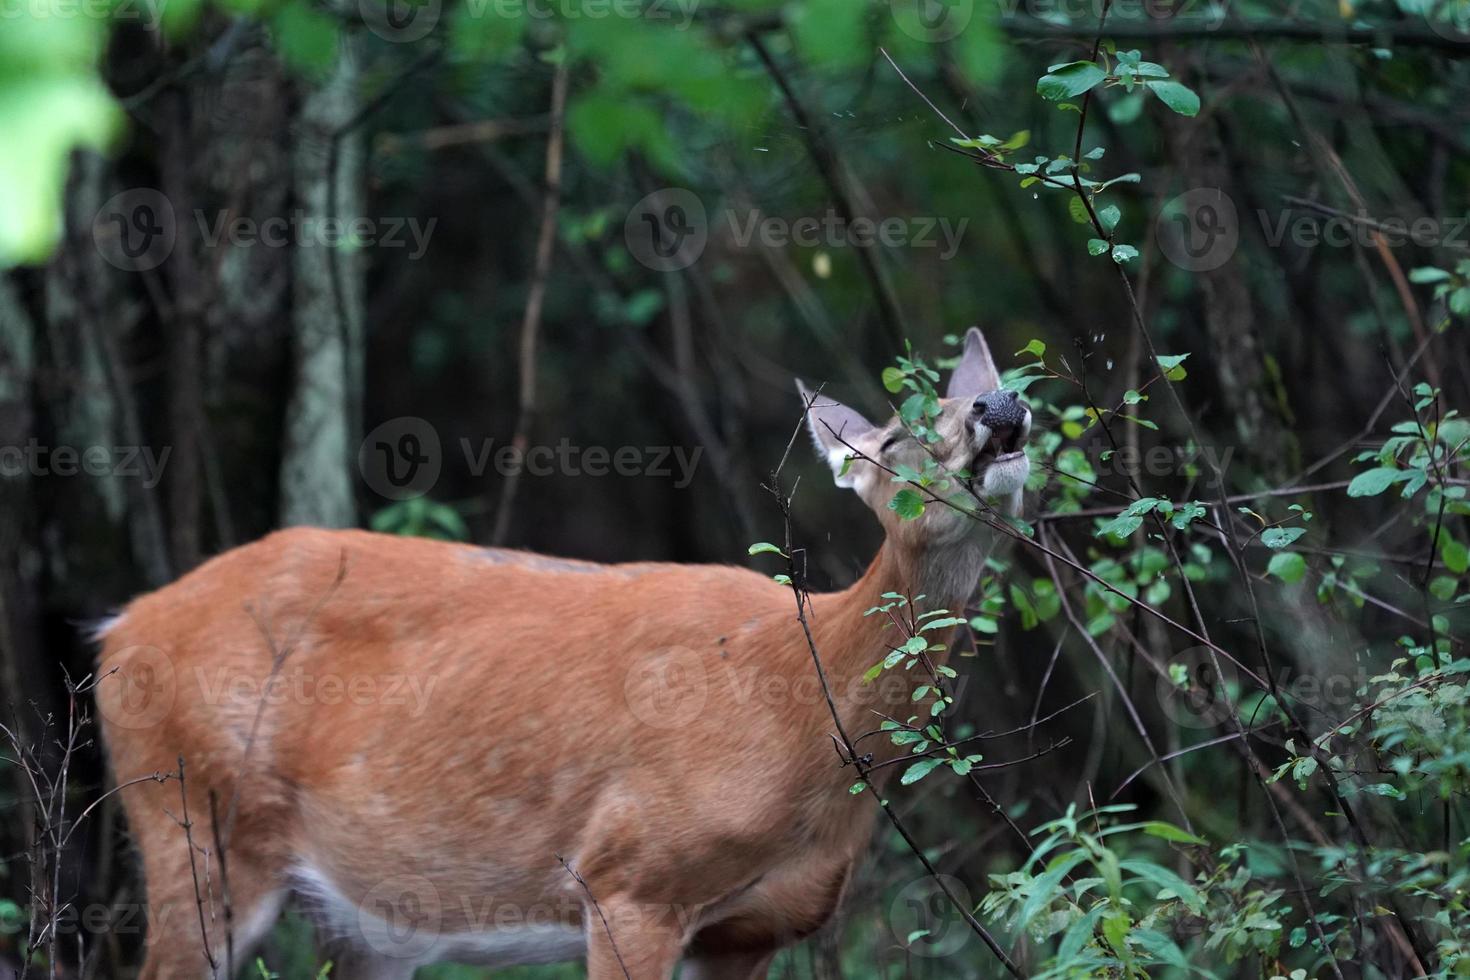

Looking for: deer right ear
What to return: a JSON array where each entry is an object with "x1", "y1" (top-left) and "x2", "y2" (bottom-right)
[{"x1": 796, "y1": 380, "x2": 875, "y2": 489}]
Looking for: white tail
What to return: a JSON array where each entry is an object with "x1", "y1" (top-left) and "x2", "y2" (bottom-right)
[{"x1": 95, "y1": 327, "x2": 1030, "y2": 980}]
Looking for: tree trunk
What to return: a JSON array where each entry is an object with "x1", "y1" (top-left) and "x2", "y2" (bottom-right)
[{"x1": 279, "y1": 32, "x2": 363, "y2": 528}]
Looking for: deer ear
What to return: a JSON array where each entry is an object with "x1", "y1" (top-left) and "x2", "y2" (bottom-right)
[
  {"x1": 795, "y1": 380, "x2": 875, "y2": 489},
  {"x1": 946, "y1": 326, "x2": 1003, "y2": 398}
]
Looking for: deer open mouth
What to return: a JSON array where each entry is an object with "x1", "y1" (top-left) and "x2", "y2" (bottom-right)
[{"x1": 975, "y1": 424, "x2": 1025, "y2": 468}]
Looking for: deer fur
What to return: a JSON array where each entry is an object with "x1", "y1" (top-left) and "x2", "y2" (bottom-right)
[{"x1": 95, "y1": 327, "x2": 1030, "y2": 979}]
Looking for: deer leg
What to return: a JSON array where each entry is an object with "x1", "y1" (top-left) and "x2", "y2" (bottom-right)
[
  {"x1": 134, "y1": 851, "x2": 285, "y2": 980},
  {"x1": 584, "y1": 897, "x2": 687, "y2": 980}
]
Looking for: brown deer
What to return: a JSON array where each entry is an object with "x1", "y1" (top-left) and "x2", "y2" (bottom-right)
[{"x1": 95, "y1": 326, "x2": 1030, "y2": 978}]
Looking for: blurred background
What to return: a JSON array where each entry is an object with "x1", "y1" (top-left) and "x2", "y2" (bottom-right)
[{"x1": 1, "y1": 0, "x2": 1469, "y2": 975}]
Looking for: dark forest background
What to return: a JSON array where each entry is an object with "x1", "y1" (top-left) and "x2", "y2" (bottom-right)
[{"x1": 1, "y1": 0, "x2": 1469, "y2": 975}]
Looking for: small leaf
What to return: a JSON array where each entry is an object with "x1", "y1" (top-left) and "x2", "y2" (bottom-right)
[
  {"x1": 889, "y1": 488, "x2": 926, "y2": 520},
  {"x1": 1098, "y1": 204, "x2": 1121, "y2": 232},
  {"x1": 1267, "y1": 552, "x2": 1307, "y2": 584},
  {"x1": 1037, "y1": 61, "x2": 1107, "y2": 101},
  {"x1": 748, "y1": 542, "x2": 784, "y2": 557},
  {"x1": 1087, "y1": 238, "x2": 1110, "y2": 256},
  {"x1": 1146, "y1": 79, "x2": 1200, "y2": 116},
  {"x1": 881, "y1": 366, "x2": 905, "y2": 393},
  {"x1": 1111, "y1": 244, "x2": 1139, "y2": 263},
  {"x1": 901, "y1": 757, "x2": 945, "y2": 785},
  {"x1": 1261, "y1": 526, "x2": 1306, "y2": 549},
  {"x1": 1155, "y1": 353, "x2": 1189, "y2": 380},
  {"x1": 1346, "y1": 467, "x2": 1399, "y2": 498}
]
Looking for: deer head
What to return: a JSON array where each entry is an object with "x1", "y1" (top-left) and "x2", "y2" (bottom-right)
[{"x1": 797, "y1": 327, "x2": 1031, "y2": 602}]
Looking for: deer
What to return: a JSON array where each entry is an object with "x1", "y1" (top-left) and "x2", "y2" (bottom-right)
[{"x1": 94, "y1": 326, "x2": 1031, "y2": 979}]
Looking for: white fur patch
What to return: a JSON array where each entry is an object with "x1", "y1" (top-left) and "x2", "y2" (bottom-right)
[
  {"x1": 291, "y1": 864, "x2": 586, "y2": 970},
  {"x1": 83, "y1": 612, "x2": 126, "y2": 643}
]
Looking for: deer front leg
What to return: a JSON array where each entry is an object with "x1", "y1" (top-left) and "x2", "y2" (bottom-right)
[{"x1": 585, "y1": 896, "x2": 687, "y2": 980}]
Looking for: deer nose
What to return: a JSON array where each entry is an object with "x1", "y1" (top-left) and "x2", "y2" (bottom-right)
[{"x1": 972, "y1": 390, "x2": 1025, "y2": 429}]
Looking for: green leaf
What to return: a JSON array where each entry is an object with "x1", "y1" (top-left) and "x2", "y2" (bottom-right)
[
  {"x1": 1347, "y1": 467, "x2": 1399, "y2": 498},
  {"x1": 270, "y1": 4, "x2": 341, "y2": 77},
  {"x1": 1037, "y1": 61, "x2": 1107, "y2": 101},
  {"x1": 1155, "y1": 353, "x2": 1190, "y2": 380},
  {"x1": 1118, "y1": 859, "x2": 1205, "y2": 913},
  {"x1": 1409, "y1": 267, "x2": 1451, "y2": 284},
  {"x1": 0, "y1": 22, "x2": 121, "y2": 266},
  {"x1": 1018, "y1": 339, "x2": 1047, "y2": 359},
  {"x1": 1087, "y1": 238, "x2": 1110, "y2": 256},
  {"x1": 889, "y1": 488, "x2": 926, "y2": 521},
  {"x1": 1098, "y1": 204, "x2": 1121, "y2": 232},
  {"x1": 1261, "y1": 526, "x2": 1306, "y2": 549},
  {"x1": 900, "y1": 757, "x2": 944, "y2": 786},
  {"x1": 1267, "y1": 552, "x2": 1307, "y2": 584},
  {"x1": 1146, "y1": 79, "x2": 1200, "y2": 116},
  {"x1": 1111, "y1": 243, "x2": 1140, "y2": 264},
  {"x1": 748, "y1": 542, "x2": 784, "y2": 557},
  {"x1": 789, "y1": 0, "x2": 868, "y2": 71},
  {"x1": 1440, "y1": 535, "x2": 1469, "y2": 574},
  {"x1": 1141, "y1": 821, "x2": 1207, "y2": 845},
  {"x1": 881, "y1": 366, "x2": 905, "y2": 393}
]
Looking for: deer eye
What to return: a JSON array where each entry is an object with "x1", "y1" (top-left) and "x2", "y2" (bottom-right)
[{"x1": 880, "y1": 433, "x2": 902, "y2": 454}]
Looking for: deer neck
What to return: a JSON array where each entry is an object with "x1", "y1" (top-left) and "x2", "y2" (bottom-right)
[{"x1": 807, "y1": 534, "x2": 991, "y2": 750}]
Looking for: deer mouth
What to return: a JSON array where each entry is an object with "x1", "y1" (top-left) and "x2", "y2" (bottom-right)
[{"x1": 975, "y1": 424, "x2": 1025, "y2": 467}]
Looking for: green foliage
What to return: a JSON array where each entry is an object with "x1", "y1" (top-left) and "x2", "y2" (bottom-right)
[
  {"x1": 0, "y1": 14, "x2": 120, "y2": 265},
  {"x1": 369, "y1": 497, "x2": 468, "y2": 540}
]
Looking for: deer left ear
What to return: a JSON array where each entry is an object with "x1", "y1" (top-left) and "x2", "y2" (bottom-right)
[
  {"x1": 946, "y1": 326, "x2": 1003, "y2": 398},
  {"x1": 796, "y1": 379, "x2": 875, "y2": 489}
]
